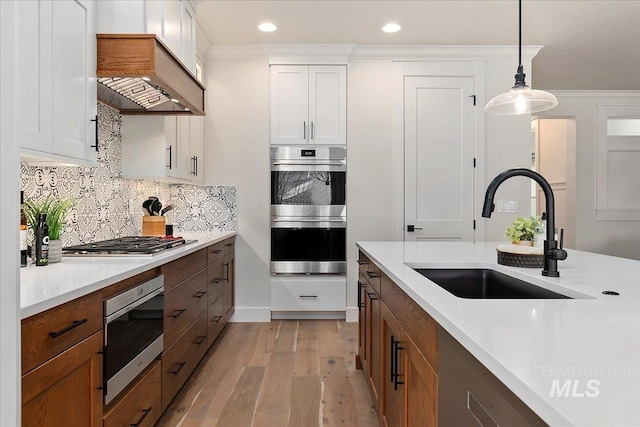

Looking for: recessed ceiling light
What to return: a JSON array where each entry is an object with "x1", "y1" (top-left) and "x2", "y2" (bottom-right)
[
  {"x1": 258, "y1": 22, "x2": 278, "y2": 32},
  {"x1": 382, "y1": 23, "x2": 401, "y2": 33}
]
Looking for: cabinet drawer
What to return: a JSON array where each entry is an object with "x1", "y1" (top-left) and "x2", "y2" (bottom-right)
[
  {"x1": 207, "y1": 258, "x2": 225, "y2": 305},
  {"x1": 271, "y1": 277, "x2": 346, "y2": 311},
  {"x1": 381, "y1": 273, "x2": 438, "y2": 371},
  {"x1": 162, "y1": 249, "x2": 207, "y2": 292},
  {"x1": 207, "y1": 241, "x2": 225, "y2": 265},
  {"x1": 164, "y1": 269, "x2": 208, "y2": 348},
  {"x1": 358, "y1": 251, "x2": 381, "y2": 294},
  {"x1": 207, "y1": 294, "x2": 226, "y2": 347},
  {"x1": 103, "y1": 361, "x2": 162, "y2": 427},
  {"x1": 223, "y1": 237, "x2": 235, "y2": 255},
  {"x1": 21, "y1": 291, "x2": 102, "y2": 375},
  {"x1": 161, "y1": 312, "x2": 208, "y2": 411}
]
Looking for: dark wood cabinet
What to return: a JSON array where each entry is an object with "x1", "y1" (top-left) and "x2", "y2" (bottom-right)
[
  {"x1": 358, "y1": 249, "x2": 439, "y2": 427},
  {"x1": 22, "y1": 331, "x2": 103, "y2": 427},
  {"x1": 103, "y1": 361, "x2": 162, "y2": 427}
]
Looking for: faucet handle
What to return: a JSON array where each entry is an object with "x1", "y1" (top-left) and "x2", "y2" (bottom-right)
[{"x1": 550, "y1": 228, "x2": 568, "y2": 261}]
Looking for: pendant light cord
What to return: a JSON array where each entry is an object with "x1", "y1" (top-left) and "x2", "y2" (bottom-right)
[{"x1": 519, "y1": 0, "x2": 522, "y2": 67}]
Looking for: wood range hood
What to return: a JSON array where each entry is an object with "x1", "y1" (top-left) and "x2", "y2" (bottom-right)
[{"x1": 97, "y1": 34, "x2": 205, "y2": 115}]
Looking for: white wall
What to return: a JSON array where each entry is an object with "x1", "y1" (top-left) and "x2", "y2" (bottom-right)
[
  {"x1": 483, "y1": 59, "x2": 536, "y2": 241},
  {"x1": 204, "y1": 56, "x2": 272, "y2": 321},
  {"x1": 0, "y1": 1, "x2": 21, "y2": 424},
  {"x1": 346, "y1": 58, "x2": 396, "y2": 312},
  {"x1": 539, "y1": 92, "x2": 640, "y2": 260},
  {"x1": 205, "y1": 50, "x2": 535, "y2": 316}
]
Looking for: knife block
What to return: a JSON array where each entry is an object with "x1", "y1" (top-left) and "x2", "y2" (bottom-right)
[{"x1": 142, "y1": 216, "x2": 166, "y2": 237}]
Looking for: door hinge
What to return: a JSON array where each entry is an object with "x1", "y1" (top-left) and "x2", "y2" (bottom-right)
[
  {"x1": 473, "y1": 220, "x2": 476, "y2": 230},
  {"x1": 469, "y1": 95, "x2": 476, "y2": 106}
]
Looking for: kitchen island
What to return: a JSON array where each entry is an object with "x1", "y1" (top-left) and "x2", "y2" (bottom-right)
[{"x1": 357, "y1": 241, "x2": 640, "y2": 427}]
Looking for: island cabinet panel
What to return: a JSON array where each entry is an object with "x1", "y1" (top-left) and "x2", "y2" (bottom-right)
[
  {"x1": 161, "y1": 311, "x2": 208, "y2": 411},
  {"x1": 381, "y1": 272, "x2": 438, "y2": 371},
  {"x1": 162, "y1": 248, "x2": 207, "y2": 292},
  {"x1": 381, "y1": 303, "x2": 404, "y2": 427},
  {"x1": 22, "y1": 331, "x2": 103, "y2": 427},
  {"x1": 21, "y1": 290, "x2": 102, "y2": 375},
  {"x1": 357, "y1": 250, "x2": 439, "y2": 427},
  {"x1": 163, "y1": 269, "x2": 208, "y2": 347},
  {"x1": 103, "y1": 361, "x2": 162, "y2": 427},
  {"x1": 438, "y1": 328, "x2": 547, "y2": 427}
]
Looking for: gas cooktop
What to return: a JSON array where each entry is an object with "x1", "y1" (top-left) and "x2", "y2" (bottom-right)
[{"x1": 63, "y1": 236, "x2": 196, "y2": 257}]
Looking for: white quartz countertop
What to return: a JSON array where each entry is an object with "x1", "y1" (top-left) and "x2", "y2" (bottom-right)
[
  {"x1": 21, "y1": 231, "x2": 237, "y2": 319},
  {"x1": 356, "y1": 241, "x2": 640, "y2": 427}
]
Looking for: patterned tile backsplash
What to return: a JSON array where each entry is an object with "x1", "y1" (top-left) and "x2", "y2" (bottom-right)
[{"x1": 20, "y1": 103, "x2": 236, "y2": 246}]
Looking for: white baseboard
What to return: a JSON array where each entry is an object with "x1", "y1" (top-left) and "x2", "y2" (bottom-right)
[
  {"x1": 345, "y1": 307, "x2": 359, "y2": 322},
  {"x1": 271, "y1": 311, "x2": 346, "y2": 320},
  {"x1": 228, "y1": 307, "x2": 271, "y2": 322}
]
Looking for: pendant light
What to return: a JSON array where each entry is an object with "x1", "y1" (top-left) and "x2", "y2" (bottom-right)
[{"x1": 485, "y1": 0, "x2": 558, "y2": 115}]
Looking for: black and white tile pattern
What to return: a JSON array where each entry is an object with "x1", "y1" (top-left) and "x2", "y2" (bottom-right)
[{"x1": 20, "y1": 103, "x2": 236, "y2": 246}]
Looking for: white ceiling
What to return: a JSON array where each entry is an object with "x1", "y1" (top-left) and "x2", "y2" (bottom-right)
[{"x1": 196, "y1": 0, "x2": 640, "y2": 90}]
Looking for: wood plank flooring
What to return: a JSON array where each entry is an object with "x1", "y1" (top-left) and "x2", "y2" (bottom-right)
[{"x1": 157, "y1": 321, "x2": 379, "y2": 427}]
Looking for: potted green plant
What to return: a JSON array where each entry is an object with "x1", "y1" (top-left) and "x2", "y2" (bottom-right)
[
  {"x1": 24, "y1": 196, "x2": 76, "y2": 263},
  {"x1": 505, "y1": 216, "x2": 541, "y2": 245}
]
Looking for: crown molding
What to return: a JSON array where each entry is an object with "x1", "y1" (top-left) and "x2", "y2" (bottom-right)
[
  {"x1": 350, "y1": 45, "x2": 543, "y2": 61},
  {"x1": 260, "y1": 44, "x2": 357, "y2": 65},
  {"x1": 206, "y1": 44, "x2": 544, "y2": 63}
]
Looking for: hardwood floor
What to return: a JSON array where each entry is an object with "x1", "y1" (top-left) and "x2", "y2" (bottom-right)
[{"x1": 157, "y1": 320, "x2": 379, "y2": 427}]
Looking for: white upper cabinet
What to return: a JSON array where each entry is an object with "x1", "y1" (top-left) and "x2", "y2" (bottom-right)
[
  {"x1": 97, "y1": 0, "x2": 197, "y2": 74},
  {"x1": 121, "y1": 115, "x2": 203, "y2": 183},
  {"x1": 17, "y1": 0, "x2": 97, "y2": 165},
  {"x1": 270, "y1": 65, "x2": 346, "y2": 145}
]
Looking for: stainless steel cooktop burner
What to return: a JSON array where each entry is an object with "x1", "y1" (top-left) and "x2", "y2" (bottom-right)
[{"x1": 63, "y1": 236, "x2": 195, "y2": 256}]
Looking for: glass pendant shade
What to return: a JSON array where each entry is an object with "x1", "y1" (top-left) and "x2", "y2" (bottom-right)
[{"x1": 485, "y1": 85, "x2": 558, "y2": 115}]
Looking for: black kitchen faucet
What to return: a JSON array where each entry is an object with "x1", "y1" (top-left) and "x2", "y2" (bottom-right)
[{"x1": 482, "y1": 168, "x2": 568, "y2": 277}]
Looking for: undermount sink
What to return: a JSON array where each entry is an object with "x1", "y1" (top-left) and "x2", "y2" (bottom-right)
[{"x1": 414, "y1": 268, "x2": 571, "y2": 299}]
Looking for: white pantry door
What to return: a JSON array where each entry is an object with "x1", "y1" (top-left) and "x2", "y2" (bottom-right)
[{"x1": 404, "y1": 76, "x2": 476, "y2": 242}]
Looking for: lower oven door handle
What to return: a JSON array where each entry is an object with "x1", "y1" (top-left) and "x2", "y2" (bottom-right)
[{"x1": 105, "y1": 287, "x2": 164, "y2": 324}]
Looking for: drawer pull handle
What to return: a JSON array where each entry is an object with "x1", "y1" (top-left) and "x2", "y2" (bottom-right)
[
  {"x1": 213, "y1": 279, "x2": 223, "y2": 284},
  {"x1": 194, "y1": 291, "x2": 207, "y2": 299},
  {"x1": 212, "y1": 315, "x2": 223, "y2": 323},
  {"x1": 195, "y1": 335, "x2": 206, "y2": 345},
  {"x1": 357, "y1": 281, "x2": 363, "y2": 310},
  {"x1": 366, "y1": 271, "x2": 379, "y2": 279},
  {"x1": 49, "y1": 318, "x2": 88, "y2": 338},
  {"x1": 211, "y1": 249, "x2": 223, "y2": 254},
  {"x1": 224, "y1": 262, "x2": 229, "y2": 281},
  {"x1": 170, "y1": 309, "x2": 186, "y2": 319},
  {"x1": 366, "y1": 292, "x2": 378, "y2": 301},
  {"x1": 131, "y1": 407, "x2": 152, "y2": 427},
  {"x1": 224, "y1": 243, "x2": 233, "y2": 247},
  {"x1": 170, "y1": 361, "x2": 186, "y2": 375},
  {"x1": 357, "y1": 260, "x2": 366, "y2": 265},
  {"x1": 299, "y1": 295, "x2": 318, "y2": 299}
]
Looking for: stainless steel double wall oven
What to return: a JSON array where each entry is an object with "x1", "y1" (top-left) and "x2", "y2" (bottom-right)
[{"x1": 270, "y1": 146, "x2": 346, "y2": 274}]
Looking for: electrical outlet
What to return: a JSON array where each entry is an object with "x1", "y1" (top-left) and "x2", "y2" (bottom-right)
[{"x1": 496, "y1": 201, "x2": 519, "y2": 213}]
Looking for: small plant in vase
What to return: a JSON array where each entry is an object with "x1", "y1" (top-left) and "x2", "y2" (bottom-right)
[
  {"x1": 24, "y1": 197, "x2": 76, "y2": 263},
  {"x1": 505, "y1": 216, "x2": 541, "y2": 246}
]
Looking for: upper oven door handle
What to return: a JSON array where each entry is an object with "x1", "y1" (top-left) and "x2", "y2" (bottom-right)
[
  {"x1": 272, "y1": 219, "x2": 345, "y2": 223},
  {"x1": 104, "y1": 287, "x2": 164, "y2": 325},
  {"x1": 272, "y1": 161, "x2": 345, "y2": 166}
]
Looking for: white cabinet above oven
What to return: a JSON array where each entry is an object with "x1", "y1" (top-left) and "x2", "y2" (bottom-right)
[{"x1": 270, "y1": 65, "x2": 346, "y2": 145}]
